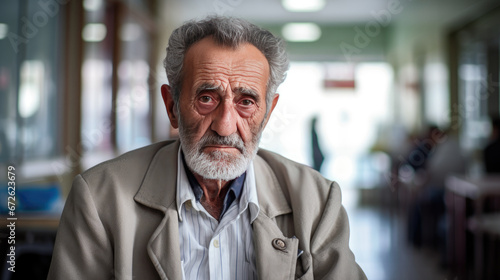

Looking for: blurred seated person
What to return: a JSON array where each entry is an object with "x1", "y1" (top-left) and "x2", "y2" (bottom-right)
[
  {"x1": 483, "y1": 118, "x2": 500, "y2": 173},
  {"x1": 408, "y1": 127, "x2": 465, "y2": 257},
  {"x1": 404, "y1": 125, "x2": 441, "y2": 173}
]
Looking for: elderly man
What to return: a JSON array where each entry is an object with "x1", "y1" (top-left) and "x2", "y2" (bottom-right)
[{"x1": 48, "y1": 16, "x2": 366, "y2": 279}]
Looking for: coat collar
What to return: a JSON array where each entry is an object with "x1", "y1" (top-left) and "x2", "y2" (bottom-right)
[
  {"x1": 253, "y1": 153, "x2": 291, "y2": 218},
  {"x1": 134, "y1": 140, "x2": 179, "y2": 212},
  {"x1": 134, "y1": 140, "x2": 296, "y2": 280}
]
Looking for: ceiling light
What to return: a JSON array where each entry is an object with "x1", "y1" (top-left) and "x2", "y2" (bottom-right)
[
  {"x1": 282, "y1": 0, "x2": 325, "y2": 12},
  {"x1": 82, "y1": 23, "x2": 107, "y2": 42},
  {"x1": 282, "y1": 23, "x2": 321, "y2": 42}
]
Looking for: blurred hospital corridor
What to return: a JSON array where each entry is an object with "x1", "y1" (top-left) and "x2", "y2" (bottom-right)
[{"x1": 2, "y1": 0, "x2": 500, "y2": 279}]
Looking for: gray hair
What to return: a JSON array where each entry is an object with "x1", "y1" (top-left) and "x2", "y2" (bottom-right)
[{"x1": 163, "y1": 16, "x2": 289, "y2": 113}]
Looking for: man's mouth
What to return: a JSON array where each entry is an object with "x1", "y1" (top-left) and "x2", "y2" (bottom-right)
[
  {"x1": 198, "y1": 132, "x2": 246, "y2": 154},
  {"x1": 203, "y1": 145, "x2": 242, "y2": 153}
]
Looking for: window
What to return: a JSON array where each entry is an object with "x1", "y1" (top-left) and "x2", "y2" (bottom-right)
[{"x1": 0, "y1": 1, "x2": 64, "y2": 164}]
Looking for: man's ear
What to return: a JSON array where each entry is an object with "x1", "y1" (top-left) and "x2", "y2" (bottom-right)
[
  {"x1": 262, "y1": 93, "x2": 280, "y2": 128},
  {"x1": 161, "y1": 84, "x2": 179, "y2": 129}
]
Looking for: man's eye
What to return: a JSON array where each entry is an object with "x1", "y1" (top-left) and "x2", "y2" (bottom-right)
[
  {"x1": 199, "y1": 96, "x2": 213, "y2": 103},
  {"x1": 240, "y1": 99, "x2": 254, "y2": 106}
]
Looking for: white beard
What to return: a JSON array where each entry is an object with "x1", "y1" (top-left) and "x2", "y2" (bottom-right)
[{"x1": 179, "y1": 121, "x2": 261, "y2": 181}]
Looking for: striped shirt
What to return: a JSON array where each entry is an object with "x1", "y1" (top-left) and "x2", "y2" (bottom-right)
[{"x1": 176, "y1": 148, "x2": 260, "y2": 280}]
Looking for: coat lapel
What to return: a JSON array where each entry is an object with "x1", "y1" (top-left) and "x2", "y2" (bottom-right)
[
  {"x1": 253, "y1": 155, "x2": 298, "y2": 280},
  {"x1": 134, "y1": 140, "x2": 183, "y2": 280},
  {"x1": 146, "y1": 208, "x2": 182, "y2": 280}
]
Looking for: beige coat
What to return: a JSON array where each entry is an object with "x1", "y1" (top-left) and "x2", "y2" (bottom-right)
[{"x1": 47, "y1": 140, "x2": 366, "y2": 279}]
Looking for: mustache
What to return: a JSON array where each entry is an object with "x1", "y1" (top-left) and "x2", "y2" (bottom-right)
[{"x1": 199, "y1": 132, "x2": 245, "y2": 153}]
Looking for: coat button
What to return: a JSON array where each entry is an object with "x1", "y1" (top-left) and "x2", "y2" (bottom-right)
[{"x1": 272, "y1": 238, "x2": 287, "y2": 251}]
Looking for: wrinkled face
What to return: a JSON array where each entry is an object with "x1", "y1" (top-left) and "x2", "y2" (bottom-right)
[{"x1": 162, "y1": 36, "x2": 279, "y2": 180}]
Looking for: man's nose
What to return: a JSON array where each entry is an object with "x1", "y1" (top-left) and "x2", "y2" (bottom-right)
[{"x1": 211, "y1": 101, "x2": 238, "y2": 137}]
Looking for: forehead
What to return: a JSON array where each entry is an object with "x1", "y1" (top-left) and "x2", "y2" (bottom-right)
[{"x1": 182, "y1": 37, "x2": 270, "y2": 90}]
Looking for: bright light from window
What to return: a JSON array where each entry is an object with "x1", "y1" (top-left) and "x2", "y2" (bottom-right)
[
  {"x1": 83, "y1": 0, "x2": 103, "y2": 11},
  {"x1": 282, "y1": 23, "x2": 321, "y2": 42},
  {"x1": 282, "y1": 0, "x2": 325, "y2": 12},
  {"x1": 0, "y1": 23, "x2": 8, "y2": 40},
  {"x1": 82, "y1": 23, "x2": 107, "y2": 42},
  {"x1": 120, "y1": 23, "x2": 141, "y2": 41},
  {"x1": 19, "y1": 61, "x2": 44, "y2": 118}
]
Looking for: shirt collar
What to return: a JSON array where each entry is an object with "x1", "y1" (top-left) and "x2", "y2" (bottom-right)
[
  {"x1": 243, "y1": 158, "x2": 260, "y2": 223},
  {"x1": 180, "y1": 152, "x2": 246, "y2": 217}
]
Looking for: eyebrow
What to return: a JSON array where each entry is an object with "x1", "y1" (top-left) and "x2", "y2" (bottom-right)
[
  {"x1": 234, "y1": 87, "x2": 258, "y2": 97},
  {"x1": 195, "y1": 83, "x2": 222, "y2": 95},
  {"x1": 195, "y1": 83, "x2": 261, "y2": 102}
]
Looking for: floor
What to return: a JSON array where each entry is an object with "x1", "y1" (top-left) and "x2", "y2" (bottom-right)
[{"x1": 344, "y1": 188, "x2": 451, "y2": 280}]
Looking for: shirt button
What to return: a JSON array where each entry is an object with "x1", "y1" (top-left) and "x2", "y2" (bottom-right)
[{"x1": 213, "y1": 239, "x2": 220, "y2": 248}]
